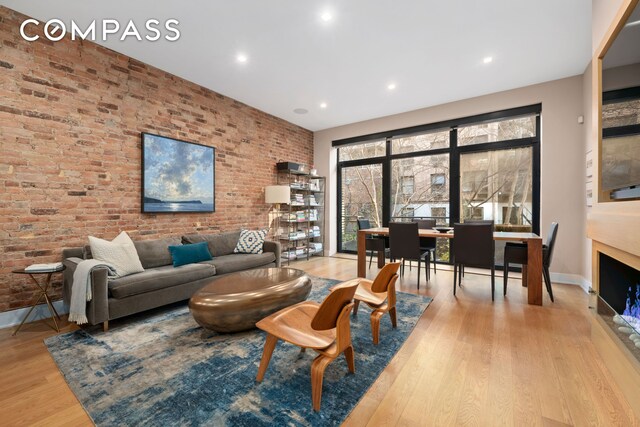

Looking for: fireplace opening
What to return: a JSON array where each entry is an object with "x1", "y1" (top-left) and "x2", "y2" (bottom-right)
[{"x1": 598, "y1": 253, "x2": 640, "y2": 360}]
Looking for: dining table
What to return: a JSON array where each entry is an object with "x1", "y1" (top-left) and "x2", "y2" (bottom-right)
[{"x1": 357, "y1": 227, "x2": 544, "y2": 306}]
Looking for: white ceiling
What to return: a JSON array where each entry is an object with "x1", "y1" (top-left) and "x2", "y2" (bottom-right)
[{"x1": 1, "y1": 0, "x2": 592, "y2": 131}]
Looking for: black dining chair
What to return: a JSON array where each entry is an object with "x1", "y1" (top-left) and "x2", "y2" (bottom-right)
[
  {"x1": 503, "y1": 222, "x2": 559, "y2": 302},
  {"x1": 460, "y1": 219, "x2": 495, "y2": 277},
  {"x1": 357, "y1": 218, "x2": 386, "y2": 269},
  {"x1": 415, "y1": 219, "x2": 437, "y2": 277},
  {"x1": 389, "y1": 222, "x2": 431, "y2": 289},
  {"x1": 452, "y1": 223, "x2": 496, "y2": 300}
]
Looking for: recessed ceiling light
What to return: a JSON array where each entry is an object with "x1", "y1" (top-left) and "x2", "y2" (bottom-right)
[
  {"x1": 483, "y1": 56, "x2": 493, "y2": 64},
  {"x1": 293, "y1": 108, "x2": 309, "y2": 114},
  {"x1": 387, "y1": 83, "x2": 397, "y2": 91},
  {"x1": 320, "y1": 11, "x2": 333, "y2": 22},
  {"x1": 236, "y1": 53, "x2": 248, "y2": 63},
  {"x1": 320, "y1": 102, "x2": 328, "y2": 109}
]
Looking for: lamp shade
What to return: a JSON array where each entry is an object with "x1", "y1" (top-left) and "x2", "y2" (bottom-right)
[{"x1": 265, "y1": 185, "x2": 290, "y2": 204}]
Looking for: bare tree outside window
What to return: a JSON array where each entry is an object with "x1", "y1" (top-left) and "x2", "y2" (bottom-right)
[
  {"x1": 458, "y1": 116, "x2": 536, "y2": 146},
  {"x1": 460, "y1": 147, "x2": 533, "y2": 229},
  {"x1": 339, "y1": 163, "x2": 382, "y2": 251},
  {"x1": 339, "y1": 140, "x2": 385, "y2": 161}
]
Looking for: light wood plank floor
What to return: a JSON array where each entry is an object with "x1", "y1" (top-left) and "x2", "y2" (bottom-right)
[{"x1": 0, "y1": 256, "x2": 638, "y2": 426}]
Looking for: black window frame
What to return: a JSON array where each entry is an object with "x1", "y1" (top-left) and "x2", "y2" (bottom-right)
[{"x1": 335, "y1": 104, "x2": 541, "y2": 256}]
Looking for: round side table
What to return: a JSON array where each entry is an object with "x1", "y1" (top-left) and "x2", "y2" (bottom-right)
[{"x1": 12, "y1": 266, "x2": 65, "y2": 335}]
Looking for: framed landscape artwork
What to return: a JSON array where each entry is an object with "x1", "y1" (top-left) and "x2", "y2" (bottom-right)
[{"x1": 141, "y1": 133, "x2": 215, "y2": 213}]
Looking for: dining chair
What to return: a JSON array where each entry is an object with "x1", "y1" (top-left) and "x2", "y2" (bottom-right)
[
  {"x1": 461, "y1": 219, "x2": 495, "y2": 277},
  {"x1": 357, "y1": 218, "x2": 386, "y2": 269},
  {"x1": 504, "y1": 222, "x2": 558, "y2": 302},
  {"x1": 353, "y1": 262, "x2": 400, "y2": 344},
  {"x1": 255, "y1": 281, "x2": 359, "y2": 411},
  {"x1": 389, "y1": 222, "x2": 430, "y2": 288},
  {"x1": 452, "y1": 223, "x2": 496, "y2": 300},
  {"x1": 415, "y1": 219, "x2": 437, "y2": 277}
]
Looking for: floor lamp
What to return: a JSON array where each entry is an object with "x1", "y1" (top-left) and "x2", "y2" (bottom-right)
[{"x1": 265, "y1": 185, "x2": 290, "y2": 239}]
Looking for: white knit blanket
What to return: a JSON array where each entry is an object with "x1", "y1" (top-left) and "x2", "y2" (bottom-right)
[{"x1": 69, "y1": 259, "x2": 117, "y2": 325}]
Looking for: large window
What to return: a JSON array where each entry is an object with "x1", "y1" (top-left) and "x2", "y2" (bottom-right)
[
  {"x1": 339, "y1": 163, "x2": 383, "y2": 252},
  {"x1": 335, "y1": 104, "x2": 541, "y2": 264}
]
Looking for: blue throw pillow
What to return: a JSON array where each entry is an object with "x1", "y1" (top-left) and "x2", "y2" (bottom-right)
[{"x1": 168, "y1": 242, "x2": 213, "y2": 267}]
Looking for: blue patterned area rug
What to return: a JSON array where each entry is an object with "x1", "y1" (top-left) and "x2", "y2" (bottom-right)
[{"x1": 45, "y1": 276, "x2": 431, "y2": 426}]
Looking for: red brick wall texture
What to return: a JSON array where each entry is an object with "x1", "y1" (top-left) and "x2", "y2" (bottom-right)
[{"x1": 0, "y1": 7, "x2": 313, "y2": 312}]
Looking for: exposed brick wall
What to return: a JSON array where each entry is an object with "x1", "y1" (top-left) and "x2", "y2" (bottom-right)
[{"x1": 0, "y1": 7, "x2": 313, "y2": 312}]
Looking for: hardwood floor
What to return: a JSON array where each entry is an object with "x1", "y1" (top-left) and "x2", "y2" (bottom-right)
[{"x1": 0, "y1": 256, "x2": 637, "y2": 426}]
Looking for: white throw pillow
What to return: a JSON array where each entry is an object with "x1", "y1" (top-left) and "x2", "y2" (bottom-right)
[
  {"x1": 88, "y1": 231, "x2": 145, "y2": 278},
  {"x1": 233, "y1": 229, "x2": 267, "y2": 254}
]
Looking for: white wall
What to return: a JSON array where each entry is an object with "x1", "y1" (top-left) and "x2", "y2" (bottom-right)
[
  {"x1": 582, "y1": 63, "x2": 593, "y2": 288},
  {"x1": 315, "y1": 75, "x2": 586, "y2": 281}
]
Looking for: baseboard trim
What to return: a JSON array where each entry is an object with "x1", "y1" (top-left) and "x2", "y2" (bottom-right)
[
  {"x1": 550, "y1": 272, "x2": 591, "y2": 293},
  {"x1": 0, "y1": 300, "x2": 68, "y2": 331}
]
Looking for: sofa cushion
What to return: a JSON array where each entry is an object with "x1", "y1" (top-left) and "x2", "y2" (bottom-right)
[
  {"x1": 198, "y1": 252, "x2": 275, "y2": 275},
  {"x1": 134, "y1": 237, "x2": 182, "y2": 268},
  {"x1": 168, "y1": 242, "x2": 213, "y2": 267},
  {"x1": 108, "y1": 263, "x2": 216, "y2": 299},
  {"x1": 88, "y1": 232, "x2": 144, "y2": 278},
  {"x1": 182, "y1": 231, "x2": 241, "y2": 257},
  {"x1": 233, "y1": 229, "x2": 267, "y2": 254}
]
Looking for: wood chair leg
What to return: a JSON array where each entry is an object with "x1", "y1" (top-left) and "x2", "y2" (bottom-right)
[
  {"x1": 103, "y1": 321, "x2": 109, "y2": 332},
  {"x1": 371, "y1": 311, "x2": 384, "y2": 345},
  {"x1": 343, "y1": 345, "x2": 355, "y2": 373},
  {"x1": 389, "y1": 307, "x2": 397, "y2": 328},
  {"x1": 256, "y1": 334, "x2": 279, "y2": 382},
  {"x1": 522, "y1": 265, "x2": 528, "y2": 287},
  {"x1": 311, "y1": 354, "x2": 333, "y2": 411},
  {"x1": 353, "y1": 299, "x2": 360, "y2": 315}
]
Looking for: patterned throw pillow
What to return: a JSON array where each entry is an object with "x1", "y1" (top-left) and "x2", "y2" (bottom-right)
[
  {"x1": 88, "y1": 231, "x2": 145, "y2": 277},
  {"x1": 233, "y1": 229, "x2": 267, "y2": 254}
]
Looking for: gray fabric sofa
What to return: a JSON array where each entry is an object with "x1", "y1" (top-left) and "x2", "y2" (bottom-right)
[{"x1": 62, "y1": 231, "x2": 281, "y2": 331}]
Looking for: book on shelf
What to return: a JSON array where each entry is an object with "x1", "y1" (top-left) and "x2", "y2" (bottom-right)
[{"x1": 25, "y1": 262, "x2": 64, "y2": 272}]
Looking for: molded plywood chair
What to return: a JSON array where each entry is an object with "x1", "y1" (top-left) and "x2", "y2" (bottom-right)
[
  {"x1": 504, "y1": 222, "x2": 558, "y2": 302},
  {"x1": 452, "y1": 223, "x2": 496, "y2": 300},
  {"x1": 353, "y1": 262, "x2": 400, "y2": 345},
  {"x1": 255, "y1": 282, "x2": 359, "y2": 411},
  {"x1": 416, "y1": 219, "x2": 437, "y2": 277},
  {"x1": 389, "y1": 222, "x2": 431, "y2": 288},
  {"x1": 358, "y1": 218, "x2": 387, "y2": 269}
]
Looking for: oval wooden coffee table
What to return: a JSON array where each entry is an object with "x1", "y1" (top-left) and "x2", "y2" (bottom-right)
[{"x1": 189, "y1": 267, "x2": 312, "y2": 333}]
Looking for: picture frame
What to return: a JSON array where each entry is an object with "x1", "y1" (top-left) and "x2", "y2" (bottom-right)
[{"x1": 141, "y1": 133, "x2": 215, "y2": 213}]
